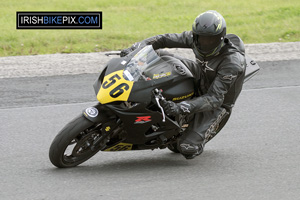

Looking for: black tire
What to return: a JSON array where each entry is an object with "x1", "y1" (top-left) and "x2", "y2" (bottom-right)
[
  {"x1": 167, "y1": 142, "x2": 180, "y2": 153},
  {"x1": 49, "y1": 115, "x2": 103, "y2": 168}
]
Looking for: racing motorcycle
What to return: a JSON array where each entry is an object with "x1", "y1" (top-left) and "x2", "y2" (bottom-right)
[{"x1": 49, "y1": 45, "x2": 260, "y2": 168}]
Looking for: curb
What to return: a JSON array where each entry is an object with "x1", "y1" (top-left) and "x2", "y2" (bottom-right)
[{"x1": 0, "y1": 42, "x2": 299, "y2": 79}]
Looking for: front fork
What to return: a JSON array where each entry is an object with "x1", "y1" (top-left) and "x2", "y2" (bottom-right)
[{"x1": 82, "y1": 104, "x2": 120, "y2": 151}]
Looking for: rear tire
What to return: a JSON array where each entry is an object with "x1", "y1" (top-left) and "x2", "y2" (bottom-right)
[
  {"x1": 167, "y1": 142, "x2": 180, "y2": 153},
  {"x1": 49, "y1": 115, "x2": 104, "y2": 168}
]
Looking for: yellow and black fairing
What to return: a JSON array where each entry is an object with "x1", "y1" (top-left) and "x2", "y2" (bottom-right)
[{"x1": 92, "y1": 46, "x2": 196, "y2": 151}]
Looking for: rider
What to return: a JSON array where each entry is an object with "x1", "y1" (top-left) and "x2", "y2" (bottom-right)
[{"x1": 121, "y1": 10, "x2": 246, "y2": 159}]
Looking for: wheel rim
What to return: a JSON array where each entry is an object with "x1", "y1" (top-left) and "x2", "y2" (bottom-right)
[{"x1": 62, "y1": 124, "x2": 105, "y2": 165}]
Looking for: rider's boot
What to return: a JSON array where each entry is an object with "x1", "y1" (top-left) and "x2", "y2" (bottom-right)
[{"x1": 177, "y1": 130, "x2": 205, "y2": 159}]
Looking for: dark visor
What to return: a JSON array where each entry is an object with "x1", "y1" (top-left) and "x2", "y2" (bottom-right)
[{"x1": 197, "y1": 34, "x2": 222, "y2": 52}]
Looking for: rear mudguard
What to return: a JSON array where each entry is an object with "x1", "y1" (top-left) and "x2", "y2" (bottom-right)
[{"x1": 82, "y1": 104, "x2": 113, "y2": 123}]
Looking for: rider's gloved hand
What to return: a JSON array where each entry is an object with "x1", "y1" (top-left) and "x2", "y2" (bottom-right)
[
  {"x1": 120, "y1": 42, "x2": 144, "y2": 57},
  {"x1": 161, "y1": 99, "x2": 192, "y2": 116},
  {"x1": 120, "y1": 47, "x2": 133, "y2": 57}
]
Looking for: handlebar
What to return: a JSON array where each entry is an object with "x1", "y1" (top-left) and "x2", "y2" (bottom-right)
[
  {"x1": 105, "y1": 52, "x2": 121, "y2": 56},
  {"x1": 153, "y1": 89, "x2": 166, "y2": 122}
]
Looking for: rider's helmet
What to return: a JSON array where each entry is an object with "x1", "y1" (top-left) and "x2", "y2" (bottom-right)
[{"x1": 192, "y1": 10, "x2": 226, "y2": 57}]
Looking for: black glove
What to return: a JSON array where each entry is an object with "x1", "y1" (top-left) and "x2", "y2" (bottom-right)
[
  {"x1": 120, "y1": 47, "x2": 134, "y2": 57},
  {"x1": 161, "y1": 100, "x2": 192, "y2": 116},
  {"x1": 120, "y1": 42, "x2": 144, "y2": 57}
]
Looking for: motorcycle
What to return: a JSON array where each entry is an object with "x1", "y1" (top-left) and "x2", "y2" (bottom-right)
[{"x1": 49, "y1": 45, "x2": 260, "y2": 168}]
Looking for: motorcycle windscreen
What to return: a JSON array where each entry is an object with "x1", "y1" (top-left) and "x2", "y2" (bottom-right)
[
  {"x1": 97, "y1": 46, "x2": 163, "y2": 104},
  {"x1": 122, "y1": 45, "x2": 162, "y2": 82}
]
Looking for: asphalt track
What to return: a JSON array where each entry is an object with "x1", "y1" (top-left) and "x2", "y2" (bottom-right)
[{"x1": 1, "y1": 54, "x2": 300, "y2": 199}]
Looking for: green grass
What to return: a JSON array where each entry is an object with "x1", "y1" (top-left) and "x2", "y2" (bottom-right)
[{"x1": 1, "y1": 0, "x2": 299, "y2": 56}]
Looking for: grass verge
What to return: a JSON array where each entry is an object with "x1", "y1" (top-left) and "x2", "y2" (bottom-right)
[{"x1": 1, "y1": 0, "x2": 299, "y2": 56}]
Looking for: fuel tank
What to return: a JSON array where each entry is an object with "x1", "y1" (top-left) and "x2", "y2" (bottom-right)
[
  {"x1": 127, "y1": 55, "x2": 195, "y2": 103},
  {"x1": 159, "y1": 56, "x2": 195, "y2": 102}
]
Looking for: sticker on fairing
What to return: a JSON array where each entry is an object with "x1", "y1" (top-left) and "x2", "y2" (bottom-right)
[
  {"x1": 153, "y1": 72, "x2": 171, "y2": 79},
  {"x1": 104, "y1": 143, "x2": 133, "y2": 151},
  {"x1": 172, "y1": 92, "x2": 194, "y2": 101},
  {"x1": 84, "y1": 107, "x2": 99, "y2": 117},
  {"x1": 134, "y1": 116, "x2": 152, "y2": 124},
  {"x1": 97, "y1": 70, "x2": 134, "y2": 104}
]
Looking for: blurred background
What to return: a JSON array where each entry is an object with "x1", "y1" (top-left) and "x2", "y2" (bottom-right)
[{"x1": 1, "y1": 0, "x2": 299, "y2": 56}]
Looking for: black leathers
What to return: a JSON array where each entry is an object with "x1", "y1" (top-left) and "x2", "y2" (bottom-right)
[{"x1": 127, "y1": 32, "x2": 246, "y2": 113}]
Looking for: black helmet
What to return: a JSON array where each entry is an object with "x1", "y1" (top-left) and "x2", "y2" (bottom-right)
[{"x1": 192, "y1": 10, "x2": 226, "y2": 57}]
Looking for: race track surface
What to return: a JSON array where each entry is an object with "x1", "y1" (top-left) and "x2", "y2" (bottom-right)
[{"x1": 1, "y1": 46, "x2": 299, "y2": 199}]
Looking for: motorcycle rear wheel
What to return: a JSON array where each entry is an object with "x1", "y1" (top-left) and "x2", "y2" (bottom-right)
[
  {"x1": 49, "y1": 115, "x2": 104, "y2": 168},
  {"x1": 167, "y1": 143, "x2": 180, "y2": 153}
]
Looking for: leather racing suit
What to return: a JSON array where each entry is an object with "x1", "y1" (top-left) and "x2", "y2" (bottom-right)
[{"x1": 125, "y1": 32, "x2": 246, "y2": 158}]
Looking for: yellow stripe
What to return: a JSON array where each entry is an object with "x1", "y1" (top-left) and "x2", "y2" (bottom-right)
[{"x1": 104, "y1": 143, "x2": 133, "y2": 151}]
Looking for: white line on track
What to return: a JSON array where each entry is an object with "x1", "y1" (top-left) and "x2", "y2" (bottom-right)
[
  {"x1": 1, "y1": 85, "x2": 299, "y2": 110},
  {"x1": 243, "y1": 85, "x2": 300, "y2": 92}
]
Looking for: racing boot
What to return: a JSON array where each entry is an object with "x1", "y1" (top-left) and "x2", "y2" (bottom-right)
[{"x1": 178, "y1": 130, "x2": 205, "y2": 159}]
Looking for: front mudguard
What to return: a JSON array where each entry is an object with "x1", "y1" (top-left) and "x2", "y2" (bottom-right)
[{"x1": 82, "y1": 104, "x2": 113, "y2": 123}]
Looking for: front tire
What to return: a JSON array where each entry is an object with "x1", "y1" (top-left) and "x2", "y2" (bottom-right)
[{"x1": 49, "y1": 115, "x2": 104, "y2": 168}]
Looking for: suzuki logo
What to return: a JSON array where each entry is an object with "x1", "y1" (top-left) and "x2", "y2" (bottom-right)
[{"x1": 134, "y1": 116, "x2": 152, "y2": 124}]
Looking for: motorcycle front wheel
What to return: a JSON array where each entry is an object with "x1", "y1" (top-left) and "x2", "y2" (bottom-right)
[{"x1": 49, "y1": 115, "x2": 105, "y2": 168}]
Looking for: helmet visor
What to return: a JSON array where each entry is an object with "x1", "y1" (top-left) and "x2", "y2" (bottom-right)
[{"x1": 197, "y1": 34, "x2": 223, "y2": 52}]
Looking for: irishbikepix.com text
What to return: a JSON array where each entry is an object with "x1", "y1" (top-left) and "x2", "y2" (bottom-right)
[{"x1": 16, "y1": 12, "x2": 102, "y2": 29}]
